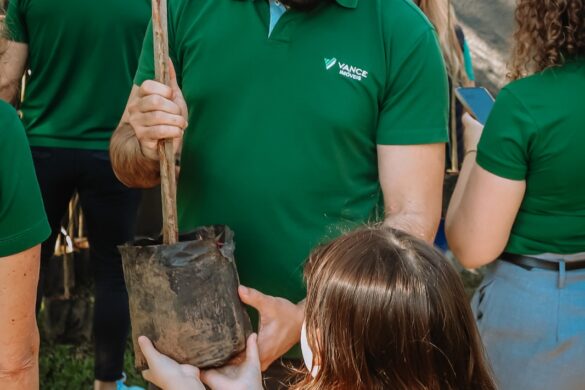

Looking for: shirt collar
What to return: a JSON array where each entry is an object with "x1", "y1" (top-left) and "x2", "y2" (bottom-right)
[{"x1": 237, "y1": 0, "x2": 358, "y2": 9}]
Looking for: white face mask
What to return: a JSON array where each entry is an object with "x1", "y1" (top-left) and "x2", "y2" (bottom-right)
[{"x1": 301, "y1": 322, "x2": 320, "y2": 378}]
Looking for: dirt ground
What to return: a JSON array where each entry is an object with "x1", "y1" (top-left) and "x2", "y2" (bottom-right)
[{"x1": 452, "y1": 0, "x2": 516, "y2": 94}]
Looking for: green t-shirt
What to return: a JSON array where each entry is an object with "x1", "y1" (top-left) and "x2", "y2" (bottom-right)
[
  {"x1": 477, "y1": 58, "x2": 585, "y2": 255},
  {"x1": 5, "y1": 0, "x2": 151, "y2": 150},
  {"x1": 0, "y1": 101, "x2": 50, "y2": 257},
  {"x1": 135, "y1": 0, "x2": 448, "y2": 303}
]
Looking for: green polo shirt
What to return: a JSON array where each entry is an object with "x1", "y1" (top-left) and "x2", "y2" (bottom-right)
[
  {"x1": 477, "y1": 58, "x2": 585, "y2": 255},
  {"x1": 0, "y1": 101, "x2": 50, "y2": 257},
  {"x1": 4, "y1": 0, "x2": 151, "y2": 150},
  {"x1": 135, "y1": 0, "x2": 448, "y2": 303}
]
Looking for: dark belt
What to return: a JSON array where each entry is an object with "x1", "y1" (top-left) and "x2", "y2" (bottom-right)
[{"x1": 500, "y1": 252, "x2": 585, "y2": 271}]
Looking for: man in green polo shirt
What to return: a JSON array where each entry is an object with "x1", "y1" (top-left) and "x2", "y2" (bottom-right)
[
  {"x1": 111, "y1": 0, "x2": 448, "y2": 381},
  {"x1": 1, "y1": 1, "x2": 150, "y2": 389}
]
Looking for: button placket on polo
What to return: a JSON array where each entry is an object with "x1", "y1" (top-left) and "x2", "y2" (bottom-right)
[
  {"x1": 268, "y1": 0, "x2": 287, "y2": 37},
  {"x1": 265, "y1": 4, "x2": 302, "y2": 43}
]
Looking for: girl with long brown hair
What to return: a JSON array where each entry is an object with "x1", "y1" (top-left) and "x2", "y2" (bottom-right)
[
  {"x1": 447, "y1": 0, "x2": 585, "y2": 388},
  {"x1": 137, "y1": 226, "x2": 496, "y2": 390}
]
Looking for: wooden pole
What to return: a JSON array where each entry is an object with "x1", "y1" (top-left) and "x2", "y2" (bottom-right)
[{"x1": 152, "y1": 0, "x2": 179, "y2": 245}]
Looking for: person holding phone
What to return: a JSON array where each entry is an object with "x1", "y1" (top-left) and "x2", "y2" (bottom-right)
[
  {"x1": 446, "y1": 0, "x2": 585, "y2": 388},
  {"x1": 0, "y1": 100, "x2": 50, "y2": 390}
]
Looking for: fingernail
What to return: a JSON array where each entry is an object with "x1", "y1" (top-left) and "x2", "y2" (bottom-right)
[{"x1": 239, "y1": 285, "x2": 249, "y2": 295}]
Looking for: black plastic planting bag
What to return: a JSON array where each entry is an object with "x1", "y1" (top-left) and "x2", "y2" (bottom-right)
[{"x1": 119, "y1": 225, "x2": 252, "y2": 370}]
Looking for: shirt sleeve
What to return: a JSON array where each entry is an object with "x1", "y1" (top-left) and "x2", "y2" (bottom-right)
[
  {"x1": 377, "y1": 28, "x2": 449, "y2": 145},
  {"x1": 476, "y1": 88, "x2": 536, "y2": 180},
  {"x1": 3, "y1": 0, "x2": 28, "y2": 43},
  {"x1": 134, "y1": 20, "x2": 156, "y2": 86},
  {"x1": 0, "y1": 107, "x2": 50, "y2": 257}
]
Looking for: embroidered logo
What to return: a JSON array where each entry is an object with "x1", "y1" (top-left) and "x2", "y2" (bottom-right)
[{"x1": 324, "y1": 57, "x2": 368, "y2": 81}]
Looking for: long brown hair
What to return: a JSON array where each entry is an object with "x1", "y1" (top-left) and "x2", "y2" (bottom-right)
[
  {"x1": 292, "y1": 226, "x2": 495, "y2": 390},
  {"x1": 509, "y1": 0, "x2": 585, "y2": 80},
  {"x1": 415, "y1": 0, "x2": 470, "y2": 87}
]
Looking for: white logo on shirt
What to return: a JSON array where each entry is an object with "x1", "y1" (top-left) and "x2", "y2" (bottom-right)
[{"x1": 324, "y1": 57, "x2": 369, "y2": 81}]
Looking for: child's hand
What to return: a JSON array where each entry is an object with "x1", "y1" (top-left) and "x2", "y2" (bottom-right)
[
  {"x1": 138, "y1": 336, "x2": 205, "y2": 390},
  {"x1": 201, "y1": 333, "x2": 263, "y2": 390}
]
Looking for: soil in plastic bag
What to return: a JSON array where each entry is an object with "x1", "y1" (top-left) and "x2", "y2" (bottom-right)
[{"x1": 119, "y1": 225, "x2": 252, "y2": 370}]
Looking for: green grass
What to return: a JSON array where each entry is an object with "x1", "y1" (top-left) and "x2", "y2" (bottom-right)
[{"x1": 39, "y1": 339, "x2": 147, "y2": 390}]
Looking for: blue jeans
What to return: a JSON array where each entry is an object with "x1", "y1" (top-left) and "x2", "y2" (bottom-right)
[{"x1": 472, "y1": 260, "x2": 585, "y2": 390}]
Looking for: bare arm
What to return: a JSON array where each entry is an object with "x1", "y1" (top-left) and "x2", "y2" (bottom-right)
[
  {"x1": 0, "y1": 39, "x2": 28, "y2": 104},
  {"x1": 110, "y1": 65, "x2": 187, "y2": 188},
  {"x1": 446, "y1": 114, "x2": 525, "y2": 269},
  {"x1": 0, "y1": 245, "x2": 40, "y2": 390},
  {"x1": 378, "y1": 143, "x2": 445, "y2": 243}
]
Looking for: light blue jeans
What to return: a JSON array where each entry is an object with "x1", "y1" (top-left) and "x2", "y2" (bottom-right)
[{"x1": 472, "y1": 260, "x2": 585, "y2": 390}]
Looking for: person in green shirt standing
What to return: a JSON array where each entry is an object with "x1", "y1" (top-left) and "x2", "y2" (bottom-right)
[
  {"x1": 110, "y1": 0, "x2": 448, "y2": 385},
  {"x1": 0, "y1": 100, "x2": 50, "y2": 390},
  {"x1": 1, "y1": 1, "x2": 150, "y2": 389},
  {"x1": 446, "y1": 0, "x2": 585, "y2": 388}
]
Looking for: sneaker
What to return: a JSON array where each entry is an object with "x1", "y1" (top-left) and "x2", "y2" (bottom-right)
[{"x1": 116, "y1": 373, "x2": 145, "y2": 390}]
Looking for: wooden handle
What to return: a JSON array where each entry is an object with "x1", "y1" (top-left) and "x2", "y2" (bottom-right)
[{"x1": 152, "y1": 0, "x2": 178, "y2": 244}]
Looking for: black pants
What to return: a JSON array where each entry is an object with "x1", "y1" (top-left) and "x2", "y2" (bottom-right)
[{"x1": 32, "y1": 147, "x2": 141, "y2": 382}]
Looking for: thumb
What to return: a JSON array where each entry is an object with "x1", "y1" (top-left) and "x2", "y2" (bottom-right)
[
  {"x1": 239, "y1": 285, "x2": 271, "y2": 313},
  {"x1": 138, "y1": 336, "x2": 162, "y2": 367},
  {"x1": 245, "y1": 333, "x2": 260, "y2": 366}
]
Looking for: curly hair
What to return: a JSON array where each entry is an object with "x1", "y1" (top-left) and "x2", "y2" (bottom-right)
[{"x1": 510, "y1": 0, "x2": 585, "y2": 79}]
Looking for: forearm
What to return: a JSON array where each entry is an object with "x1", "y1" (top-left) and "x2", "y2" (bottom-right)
[
  {"x1": 0, "y1": 39, "x2": 28, "y2": 104},
  {"x1": 384, "y1": 209, "x2": 440, "y2": 244},
  {"x1": 0, "y1": 78, "x2": 20, "y2": 105},
  {"x1": 110, "y1": 121, "x2": 161, "y2": 188},
  {"x1": 446, "y1": 151, "x2": 475, "y2": 226},
  {"x1": 378, "y1": 144, "x2": 444, "y2": 244},
  {"x1": 0, "y1": 39, "x2": 15, "y2": 103},
  {"x1": 0, "y1": 329, "x2": 39, "y2": 390},
  {"x1": 444, "y1": 152, "x2": 477, "y2": 263},
  {"x1": 0, "y1": 246, "x2": 40, "y2": 390}
]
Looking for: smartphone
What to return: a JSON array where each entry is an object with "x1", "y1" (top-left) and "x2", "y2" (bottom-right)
[{"x1": 455, "y1": 87, "x2": 495, "y2": 125}]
